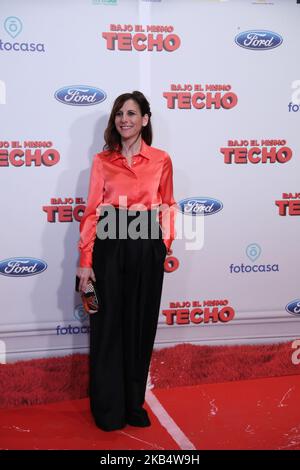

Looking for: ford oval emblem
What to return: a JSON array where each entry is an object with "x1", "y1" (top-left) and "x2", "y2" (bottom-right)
[
  {"x1": 178, "y1": 197, "x2": 223, "y2": 216},
  {"x1": 285, "y1": 299, "x2": 300, "y2": 316},
  {"x1": 0, "y1": 257, "x2": 48, "y2": 277},
  {"x1": 54, "y1": 85, "x2": 107, "y2": 106},
  {"x1": 235, "y1": 30, "x2": 283, "y2": 50}
]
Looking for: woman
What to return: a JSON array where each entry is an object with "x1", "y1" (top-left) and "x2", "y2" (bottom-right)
[{"x1": 77, "y1": 91, "x2": 176, "y2": 431}]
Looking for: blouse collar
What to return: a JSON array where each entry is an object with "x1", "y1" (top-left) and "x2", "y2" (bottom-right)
[{"x1": 109, "y1": 139, "x2": 151, "y2": 161}]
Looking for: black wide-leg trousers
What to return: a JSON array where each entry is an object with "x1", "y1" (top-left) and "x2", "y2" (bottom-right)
[{"x1": 90, "y1": 209, "x2": 166, "y2": 430}]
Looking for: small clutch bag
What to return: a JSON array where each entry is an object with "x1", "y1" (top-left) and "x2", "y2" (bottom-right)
[{"x1": 75, "y1": 276, "x2": 99, "y2": 315}]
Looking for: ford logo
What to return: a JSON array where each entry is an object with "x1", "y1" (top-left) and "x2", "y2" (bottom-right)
[
  {"x1": 235, "y1": 30, "x2": 283, "y2": 50},
  {"x1": 285, "y1": 299, "x2": 300, "y2": 316},
  {"x1": 0, "y1": 257, "x2": 48, "y2": 277},
  {"x1": 54, "y1": 85, "x2": 107, "y2": 106},
  {"x1": 178, "y1": 197, "x2": 223, "y2": 216}
]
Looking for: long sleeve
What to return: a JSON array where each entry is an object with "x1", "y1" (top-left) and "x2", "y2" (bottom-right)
[
  {"x1": 78, "y1": 154, "x2": 104, "y2": 267},
  {"x1": 158, "y1": 153, "x2": 177, "y2": 251}
]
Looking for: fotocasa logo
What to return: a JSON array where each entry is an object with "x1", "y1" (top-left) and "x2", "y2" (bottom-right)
[
  {"x1": 74, "y1": 304, "x2": 89, "y2": 323},
  {"x1": 1, "y1": 16, "x2": 46, "y2": 52}
]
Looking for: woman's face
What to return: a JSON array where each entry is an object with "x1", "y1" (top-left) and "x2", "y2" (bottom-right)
[{"x1": 114, "y1": 99, "x2": 149, "y2": 142}]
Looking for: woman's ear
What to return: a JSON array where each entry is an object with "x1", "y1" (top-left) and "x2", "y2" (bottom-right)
[{"x1": 142, "y1": 113, "x2": 149, "y2": 127}]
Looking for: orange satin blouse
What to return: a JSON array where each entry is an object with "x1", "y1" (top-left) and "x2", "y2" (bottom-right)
[{"x1": 78, "y1": 140, "x2": 176, "y2": 267}]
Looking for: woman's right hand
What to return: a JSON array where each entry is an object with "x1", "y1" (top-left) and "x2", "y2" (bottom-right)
[{"x1": 76, "y1": 266, "x2": 96, "y2": 292}]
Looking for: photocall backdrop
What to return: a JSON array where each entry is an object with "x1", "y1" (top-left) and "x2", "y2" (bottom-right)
[{"x1": 0, "y1": 0, "x2": 299, "y2": 370}]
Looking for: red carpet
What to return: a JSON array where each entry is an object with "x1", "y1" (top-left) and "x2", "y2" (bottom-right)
[
  {"x1": 151, "y1": 342, "x2": 300, "y2": 388},
  {"x1": 0, "y1": 398, "x2": 179, "y2": 450},
  {"x1": 0, "y1": 342, "x2": 299, "y2": 409},
  {"x1": 0, "y1": 355, "x2": 89, "y2": 409},
  {"x1": 1, "y1": 374, "x2": 300, "y2": 450}
]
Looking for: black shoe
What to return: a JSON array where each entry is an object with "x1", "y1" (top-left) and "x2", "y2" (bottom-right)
[
  {"x1": 95, "y1": 420, "x2": 126, "y2": 432},
  {"x1": 126, "y1": 408, "x2": 151, "y2": 427}
]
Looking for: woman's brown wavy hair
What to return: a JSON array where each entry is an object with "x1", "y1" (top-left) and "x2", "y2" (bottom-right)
[{"x1": 103, "y1": 91, "x2": 152, "y2": 151}]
